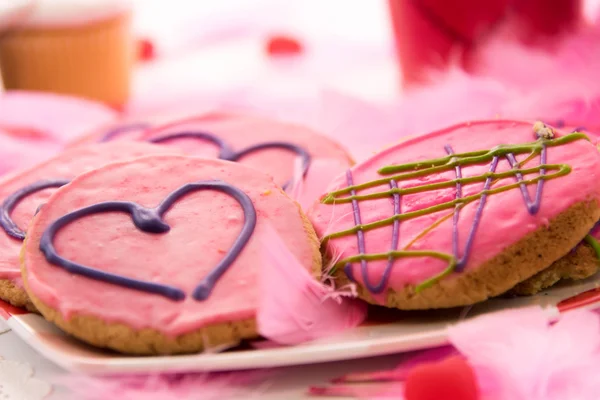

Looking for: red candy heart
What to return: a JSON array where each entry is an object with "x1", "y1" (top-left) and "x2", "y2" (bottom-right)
[{"x1": 404, "y1": 356, "x2": 479, "y2": 400}]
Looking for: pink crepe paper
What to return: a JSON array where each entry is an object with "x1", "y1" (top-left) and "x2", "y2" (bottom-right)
[{"x1": 257, "y1": 223, "x2": 367, "y2": 345}]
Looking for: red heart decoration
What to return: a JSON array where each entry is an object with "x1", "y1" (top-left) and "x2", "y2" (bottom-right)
[{"x1": 404, "y1": 355, "x2": 479, "y2": 400}]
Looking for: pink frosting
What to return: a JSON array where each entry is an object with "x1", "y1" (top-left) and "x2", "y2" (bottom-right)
[
  {"x1": 0, "y1": 142, "x2": 178, "y2": 288},
  {"x1": 71, "y1": 112, "x2": 352, "y2": 190},
  {"x1": 23, "y1": 156, "x2": 316, "y2": 336},
  {"x1": 0, "y1": 91, "x2": 118, "y2": 144},
  {"x1": 308, "y1": 120, "x2": 600, "y2": 302},
  {"x1": 0, "y1": 131, "x2": 61, "y2": 177}
]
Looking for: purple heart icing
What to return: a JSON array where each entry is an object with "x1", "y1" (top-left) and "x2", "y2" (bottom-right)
[{"x1": 39, "y1": 180, "x2": 257, "y2": 302}]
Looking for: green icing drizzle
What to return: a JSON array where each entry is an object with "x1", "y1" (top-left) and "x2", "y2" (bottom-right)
[
  {"x1": 322, "y1": 131, "x2": 588, "y2": 293},
  {"x1": 584, "y1": 235, "x2": 600, "y2": 260}
]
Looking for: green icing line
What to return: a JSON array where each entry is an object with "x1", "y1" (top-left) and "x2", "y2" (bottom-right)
[
  {"x1": 584, "y1": 235, "x2": 600, "y2": 260},
  {"x1": 378, "y1": 132, "x2": 588, "y2": 175},
  {"x1": 322, "y1": 131, "x2": 587, "y2": 293}
]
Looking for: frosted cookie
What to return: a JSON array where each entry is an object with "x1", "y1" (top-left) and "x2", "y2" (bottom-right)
[
  {"x1": 0, "y1": 131, "x2": 61, "y2": 178},
  {"x1": 0, "y1": 142, "x2": 176, "y2": 311},
  {"x1": 22, "y1": 156, "x2": 321, "y2": 354},
  {"x1": 69, "y1": 112, "x2": 352, "y2": 196},
  {"x1": 308, "y1": 120, "x2": 600, "y2": 309},
  {"x1": 0, "y1": 91, "x2": 117, "y2": 144},
  {"x1": 67, "y1": 107, "x2": 214, "y2": 147},
  {"x1": 509, "y1": 234, "x2": 600, "y2": 295},
  {"x1": 508, "y1": 124, "x2": 600, "y2": 295}
]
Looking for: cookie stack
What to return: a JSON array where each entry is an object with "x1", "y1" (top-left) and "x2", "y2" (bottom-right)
[
  {"x1": 1, "y1": 116, "x2": 599, "y2": 355},
  {"x1": 0, "y1": 112, "x2": 351, "y2": 354}
]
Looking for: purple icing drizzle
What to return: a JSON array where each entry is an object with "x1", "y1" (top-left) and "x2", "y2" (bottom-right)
[
  {"x1": 0, "y1": 179, "x2": 70, "y2": 240},
  {"x1": 444, "y1": 145, "x2": 499, "y2": 271},
  {"x1": 554, "y1": 119, "x2": 566, "y2": 128},
  {"x1": 445, "y1": 145, "x2": 463, "y2": 263},
  {"x1": 341, "y1": 130, "x2": 552, "y2": 290},
  {"x1": 99, "y1": 123, "x2": 152, "y2": 142},
  {"x1": 505, "y1": 144, "x2": 547, "y2": 214},
  {"x1": 378, "y1": 179, "x2": 401, "y2": 292},
  {"x1": 148, "y1": 131, "x2": 311, "y2": 190},
  {"x1": 343, "y1": 172, "x2": 401, "y2": 294},
  {"x1": 343, "y1": 170, "x2": 365, "y2": 284},
  {"x1": 39, "y1": 180, "x2": 257, "y2": 302},
  {"x1": 454, "y1": 155, "x2": 499, "y2": 271}
]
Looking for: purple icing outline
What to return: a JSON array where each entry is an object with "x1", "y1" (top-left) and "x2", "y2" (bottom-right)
[
  {"x1": 99, "y1": 122, "x2": 152, "y2": 142},
  {"x1": 0, "y1": 179, "x2": 70, "y2": 240},
  {"x1": 39, "y1": 180, "x2": 257, "y2": 302},
  {"x1": 148, "y1": 131, "x2": 311, "y2": 190}
]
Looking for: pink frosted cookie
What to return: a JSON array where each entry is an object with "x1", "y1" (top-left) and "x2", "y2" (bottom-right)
[
  {"x1": 67, "y1": 107, "x2": 212, "y2": 147},
  {"x1": 0, "y1": 91, "x2": 117, "y2": 144},
  {"x1": 508, "y1": 123, "x2": 600, "y2": 295},
  {"x1": 308, "y1": 121, "x2": 600, "y2": 309},
  {"x1": 22, "y1": 156, "x2": 321, "y2": 354},
  {"x1": 0, "y1": 130, "x2": 61, "y2": 177},
  {"x1": 0, "y1": 142, "x2": 177, "y2": 311},
  {"x1": 69, "y1": 112, "x2": 352, "y2": 207}
]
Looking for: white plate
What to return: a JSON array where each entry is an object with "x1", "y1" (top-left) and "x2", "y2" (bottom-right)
[{"x1": 2, "y1": 275, "x2": 600, "y2": 375}]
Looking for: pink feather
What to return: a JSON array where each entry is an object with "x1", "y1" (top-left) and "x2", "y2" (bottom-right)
[
  {"x1": 448, "y1": 307, "x2": 600, "y2": 400},
  {"x1": 318, "y1": 308, "x2": 600, "y2": 399},
  {"x1": 310, "y1": 23, "x2": 600, "y2": 161},
  {"x1": 288, "y1": 158, "x2": 349, "y2": 211},
  {"x1": 286, "y1": 156, "x2": 305, "y2": 205},
  {"x1": 257, "y1": 223, "x2": 367, "y2": 345}
]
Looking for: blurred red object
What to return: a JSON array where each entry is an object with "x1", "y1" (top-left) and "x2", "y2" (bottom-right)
[
  {"x1": 266, "y1": 35, "x2": 303, "y2": 56},
  {"x1": 137, "y1": 38, "x2": 156, "y2": 62},
  {"x1": 389, "y1": 0, "x2": 582, "y2": 86},
  {"x1": 404, "y1": 356, "x2": 479, "y2": 400}
]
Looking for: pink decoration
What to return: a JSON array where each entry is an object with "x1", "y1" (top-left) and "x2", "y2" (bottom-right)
[
  {"x1": 289, "y1": 158, "x2": 349, "y2": 211},
  {"x1": 404, "y1": 355, "x2": 479, "y2": 400},
  {"x1": 332, "y1": 346, "x2": 458, "y2": 384},
  {"x1": 309, "y1": 346, "x2": 457, "y2": 398},
  {"x1": 257, "y1": 224, "x2": 367, "y2": 345},
  {"x1": 55, "y1": 371, "x2": 267, "y2": 400},
  {"x1": 448, "y1": 307, "x2": 600, "y2": 400},
  {"x1": 315, "y1": 307, "x2": 600, "y2": 399}
]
